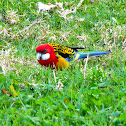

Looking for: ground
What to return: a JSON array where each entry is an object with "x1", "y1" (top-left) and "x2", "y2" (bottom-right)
[{"x1": 0, "y1": 0, "x2": 126, "y2": 125}]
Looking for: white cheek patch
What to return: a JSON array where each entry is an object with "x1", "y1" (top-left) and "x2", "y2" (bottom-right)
[
  {"x1": 37, "y1": 53, "x2": 50, "y2": 60},
  {"x1": 42, "y1": 53, "x2": 50, "y2": 60}
]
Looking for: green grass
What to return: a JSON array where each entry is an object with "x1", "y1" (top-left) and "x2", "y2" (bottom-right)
[{"x1": 0, "y1": 0, "x2": 126, "y2": 125}]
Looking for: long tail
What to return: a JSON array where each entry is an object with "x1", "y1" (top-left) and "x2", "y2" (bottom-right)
[{"x1": 78, "y1": 50, "x2": 112, "y2": 59}]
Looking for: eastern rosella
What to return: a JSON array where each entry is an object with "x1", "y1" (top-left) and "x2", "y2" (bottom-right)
[{"x1": 36, "y1": 43, "x2": 112, "y2": 70}]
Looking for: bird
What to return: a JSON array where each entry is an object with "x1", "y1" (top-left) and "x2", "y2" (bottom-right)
[{"x1": 36, "y1": 43, "x2": 112, "y2": 70}]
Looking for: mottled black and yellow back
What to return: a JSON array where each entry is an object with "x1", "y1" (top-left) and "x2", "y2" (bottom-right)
[{"x1": 49, "y1": 43, "x2": 75, "y2": 59}]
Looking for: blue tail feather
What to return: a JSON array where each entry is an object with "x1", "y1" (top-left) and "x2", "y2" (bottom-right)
[{"x1": 78, "y1": 50, "x2": 112, "y2": 59}]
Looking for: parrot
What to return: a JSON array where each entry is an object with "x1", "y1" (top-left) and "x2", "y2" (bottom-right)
[{"x1": 36, "y1": 43, "x2": 112, "y2": 70}]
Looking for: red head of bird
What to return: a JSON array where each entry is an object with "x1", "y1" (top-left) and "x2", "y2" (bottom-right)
[{"x1": 36, "y1": 44, "x2": 58, "y2": 68}]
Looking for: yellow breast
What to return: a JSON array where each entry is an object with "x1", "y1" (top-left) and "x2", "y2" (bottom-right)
[{"x1": 56, "y1": 55, "x2": 69, "y2": 70}]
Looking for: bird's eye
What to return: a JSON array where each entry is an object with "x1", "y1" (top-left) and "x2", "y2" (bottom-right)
[{"x1": 43, "y1": 49, "x2": 47, "y2": 53}]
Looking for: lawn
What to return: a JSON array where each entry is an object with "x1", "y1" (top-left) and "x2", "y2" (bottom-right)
[{"x1": 0, "y1": 0, "x2": 126, "y2": 125}]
